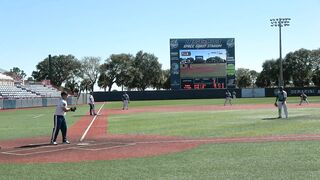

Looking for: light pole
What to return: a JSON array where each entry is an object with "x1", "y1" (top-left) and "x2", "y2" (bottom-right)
[{"x1": 270, "y1": 18, "x2": 290, "y2": 87}]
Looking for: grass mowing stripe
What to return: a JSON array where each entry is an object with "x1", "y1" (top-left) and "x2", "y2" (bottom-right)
[
  {"x1": 105, "y1": 97, "x2": 320, "y2": 109},
  {"x1": 1, "y1": 141, "x2": 320, "y2": 179},
  {"x1": 108, "y1": 108, "x2": 320, "y2": 137}
]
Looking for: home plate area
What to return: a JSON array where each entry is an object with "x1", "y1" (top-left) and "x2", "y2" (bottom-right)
[
  {"x1": 2, "y1": 141, "x2": 136, "y2": 156},
  {"x1": 3, "y1": 133, "x2": 320, "y2": 163}
]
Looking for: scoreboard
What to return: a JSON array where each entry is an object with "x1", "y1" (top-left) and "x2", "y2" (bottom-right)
[{"x1": 170, "y1": 38, "x2": 235, "y2": 90}]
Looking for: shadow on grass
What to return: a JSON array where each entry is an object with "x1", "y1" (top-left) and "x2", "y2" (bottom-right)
[
  {"x1": 262, "y1": 115, "x2": 318, "y2": 121},
  {"x1": 262, "y1": 117, "x2": 280, "y2": 120}
]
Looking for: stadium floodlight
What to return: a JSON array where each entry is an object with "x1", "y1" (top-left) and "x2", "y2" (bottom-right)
[{"x1": 270, "y1": 18, "x2": 291, "y2": 87}]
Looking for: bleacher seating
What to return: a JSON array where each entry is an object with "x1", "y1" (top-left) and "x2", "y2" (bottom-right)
[
  {"x1": 20, "y1": 84, "x2": 61, "y2": 97},
  {"x1": 0, "y1": 85, "x2": 40, "y2": 99},
  {"x1": 0, "y1": 84, "x2": 61, "y2": 99}
]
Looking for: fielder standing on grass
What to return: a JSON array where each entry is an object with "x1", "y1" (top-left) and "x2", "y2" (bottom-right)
[
  {"x1": 50, "y1": 91, "x2": 76, "y2": 145},
  {"x1": 275, "y1": 86, "x2": 288, "y2": 118},
  {"x1": 122, "y1": 92, "x2": 130, "y2": 110}
]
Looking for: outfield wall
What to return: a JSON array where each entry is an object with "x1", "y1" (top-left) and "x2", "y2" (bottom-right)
[
  {"x1": 1, "y1": 88, "x2": 319, "y2": 108},
  {"x1": 94, "y1": 87, "x2": 320, "y2": 102},
  {"x1": 0, "y1": 99, "x2": 3, "y2": 109},
  {"x1": 94, "y1": 89, "x2": 242, "y2": 101}
]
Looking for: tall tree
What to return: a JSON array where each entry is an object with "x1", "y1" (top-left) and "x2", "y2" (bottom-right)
[
  {"x1": 255, "y1": 70, "x2": 271, "y2": 87},
  {"x1": 152, "y1": 69, "x2": 171, "y2": 90},
  {"x1": 129, "y1": 51, "x2": 162, "y2": 91},
  {"x1": 99, "y1": 63, "x2": 115, "y2": 91},
  {"x1": 32, "y1": 55, "x2": 81, "y2": 87},
  {"x1": 4, "y1": 67, "x2": 26, "y2": 81},
  {"x1": 310, "y1": 48, "x2": 320, "y2": 70},
  {"x1": 255, "y1": 59, "x2": 279, "y2": 87},
  {"x1": 249, "y1": 70, "x2": 259, "y2": 87},
  {"x1": 113, "y1": 54, "x2": 134, "y2": 90},
  {"x1": 97, "y1": 73, "x2": 112, "y2": 92},
  {"x1": 283, "y1": 49, "x2": 313, "y2": 87},
  {"x1": 81, "y1": 57, "x2": 101, "y2": 91},
  {"x1": 235, "y1": 68, "x2": 251, "y2": 88},
  {"x1": 100, "y1": 54, "x2": 133, "y2": 91},
  {"x1": 65, "y1": 79, "x2": 79, "y2": 94},
  {"x1": 312, "y1": 67, "x2": 320, "y2": 86},
  {"x1": 80, "y1": 78, "x2": 92, "y2": 93}
]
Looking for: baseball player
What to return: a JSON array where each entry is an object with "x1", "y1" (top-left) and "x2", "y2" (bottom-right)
[
  {"x1": 299, "y1": 92, "x2": 309, "y2": 105},
  {"x1": 50, "y1": 91, "x2": 76, "y2": 145},
  {"x1": 224, "y1": 90, "x2": 232, "y2": 106},
  {"x1": 122, "y1": 92, "x2": 130, "y2": 110},
  {"x1": 89, "y1": 92, "x2": 97, "y2": 116},
  {"x1": 275, "y1": 86, "x2": 288, "y2": 118},
  {"x1": 232, "y1": 90, "x2": 237, "y2": 99}
]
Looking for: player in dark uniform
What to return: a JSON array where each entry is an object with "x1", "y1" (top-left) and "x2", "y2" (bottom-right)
[{"x1": 299, "y1": 92, "x2": 309, "y2": 105}]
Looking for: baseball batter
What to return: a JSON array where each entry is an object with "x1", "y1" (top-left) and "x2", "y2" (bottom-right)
[{"x1": 275, "y1": 86, "x2": 288, "y2": 118}]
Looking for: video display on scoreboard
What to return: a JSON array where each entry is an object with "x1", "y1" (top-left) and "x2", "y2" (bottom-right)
[
  {"x1": 180, "y1": 49, "x2": 227, "y2": 78},
  {"x1": 170, "y1": 38, "x2": 235, "y2": 90}
]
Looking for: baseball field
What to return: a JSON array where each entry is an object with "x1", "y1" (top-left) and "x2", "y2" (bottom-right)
[{"x1": 1, "y1": 97, "x2": 320, "y2": 179}]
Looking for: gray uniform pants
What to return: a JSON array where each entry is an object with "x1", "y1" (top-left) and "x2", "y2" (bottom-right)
[
  {"x1": 123, "y1": 100, "x2": 129, "y2": 110},
  {"x1": 277, "y1": 101, "x2": 288, "y2": 118}
]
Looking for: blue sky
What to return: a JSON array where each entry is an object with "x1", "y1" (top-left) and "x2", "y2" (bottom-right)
[{"x1": 0, "y1": 0, "x2": 319, "y2": 78}]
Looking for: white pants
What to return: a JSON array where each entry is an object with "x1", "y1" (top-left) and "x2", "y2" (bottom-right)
[
  {"x1": 123, "y1": 100, "x2": 129, "y2": 110},
  {"x1": 224, "y1": 97, "x2": 232, "y2": 106},
  {"x1": 277, "y1": 101, "x2": 288, "y2": 118},
  {"x1": 299, "y1": 99, "x2": 309, "y2": 105}
]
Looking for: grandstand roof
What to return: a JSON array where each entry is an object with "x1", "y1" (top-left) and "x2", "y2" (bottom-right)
[
  {"x1": 0, "y1": 68, "x2": 7, "y2": 73},
  {"x1": 0, "y1": 73, "x2": 13, "y2": 80}
]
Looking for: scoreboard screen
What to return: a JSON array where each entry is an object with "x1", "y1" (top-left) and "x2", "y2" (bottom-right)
[{"x1": 170, "y1": 38, "x2": 235, "y2": 90}]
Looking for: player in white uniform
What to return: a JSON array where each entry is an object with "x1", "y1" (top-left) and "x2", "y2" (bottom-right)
[
  {"x1": 275, "y1": 86, "x2": 288, "y2": 118},
  {"x1": 50, "y1": 91, "x2": 76, "y2": 145},
  {"x1": 89, "y1": 92, "x2": 97, "y2": 116},
  {"x1": 224, "y1": 90, "x2": 232, "y2": 106}
]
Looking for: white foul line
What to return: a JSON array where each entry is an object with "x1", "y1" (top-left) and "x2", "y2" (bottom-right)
[
  {"x1": 32, "y1": 114, "x2": 44, "y2": 119},
  {"x1": 79, "y1": 103, "x2": 105, "y2": 142}
]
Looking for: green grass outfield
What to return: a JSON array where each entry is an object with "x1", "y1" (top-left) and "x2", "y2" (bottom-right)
[{"x1": 1, "y1": 97, "x2": 320, "y2": 180}]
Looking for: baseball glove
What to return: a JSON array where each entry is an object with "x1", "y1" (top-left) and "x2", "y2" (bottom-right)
[
  {"x1": 274, "y1": 102, "x2": 278, "y2": 107},
  {"x1": 70, "y1": 107, "x2": 77, "y2": 112}
]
